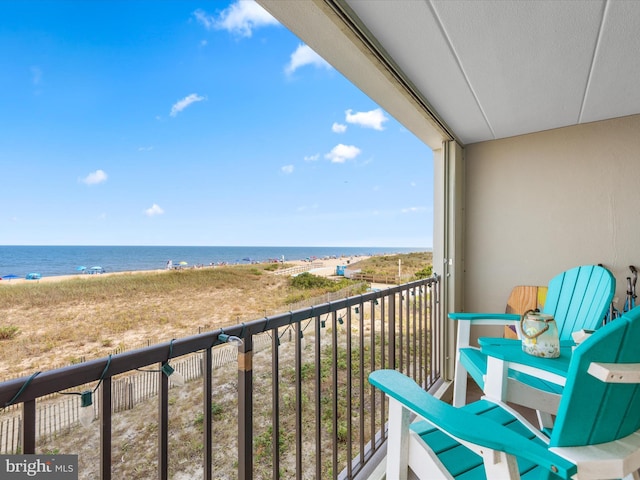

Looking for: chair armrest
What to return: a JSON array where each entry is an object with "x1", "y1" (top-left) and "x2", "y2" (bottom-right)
[
  {"x1": 448, "y1": 312, "x2": 521, "y2": 324},
  {"x1": 369, "y1": 369, "x2": 577, "y2": 478},
  {"x1": 588, "y1": 362, "x2": 640, "y2": 383}
]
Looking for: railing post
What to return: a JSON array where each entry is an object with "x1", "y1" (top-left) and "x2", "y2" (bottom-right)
[
  {"x1": 22, "y1": 400, "x2": 36, "y2": 454},
  {"x1": 100, "y1": 378, "x2": 112, "y2": 480},
  {"x1": 238, "y1": 335, "x2": 253, "y2": 480}
]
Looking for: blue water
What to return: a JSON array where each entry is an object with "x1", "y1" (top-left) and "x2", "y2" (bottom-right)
[{"x1": 0, "y1": 246, "x2": 427, "y2": 278}]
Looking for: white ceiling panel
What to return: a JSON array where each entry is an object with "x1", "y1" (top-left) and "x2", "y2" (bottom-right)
[
  {"x1": 580, "y1": 0, "x2": 640, "y2": 123},
  {"x1": 346, "y1": 0, "x2": 494, "y2": 143},
  {"x1": 430, "y1": 0, "x2": 605, "y2": 142}
]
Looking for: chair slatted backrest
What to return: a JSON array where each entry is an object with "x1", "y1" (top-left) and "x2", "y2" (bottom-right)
[
  {"x1": 550, "y1": 306, "x2": 640, "y2": 447},
  {"x1": 542, "y1": 265, "x2": 615, "y2": 340}
]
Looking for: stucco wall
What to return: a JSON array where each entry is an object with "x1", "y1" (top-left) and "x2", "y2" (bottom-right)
[{"x1": 463, "y1": 114, "x2": 640, "y2": 314}]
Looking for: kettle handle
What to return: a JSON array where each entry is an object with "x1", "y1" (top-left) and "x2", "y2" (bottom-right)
[{"x1": 520, "y1": 309, "x2": 550, "y2": 339}]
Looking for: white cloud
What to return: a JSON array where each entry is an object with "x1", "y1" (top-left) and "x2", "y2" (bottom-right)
[
  {"x1": 401, "y1": 206, "x2": 428, "y2": 213},
  {"x1": 281, "y1": 165, "x2": 294, "y2": 174},
  {"x1": 194, "y1": 1, "x2": 279, "y2": 38},
  {"x1": 345, "y1": 108, "x2": 388, "y2": 131},
  {"x1": 144, "y1": 204, "x2": 165, "y2": 217},
  {"x1": 304, "y1": 154, "x2": 320, "y2": 162},
  {"x1": 332, "y1": 122, "x2": 347, "y2": 133},
  {"x1": 410, "y1": 181, "x2": 417, "y2": 187},
  {"x1": 325, "y1": 144, "x2": 361, "y2": 164},
  {"x1": 138, "y1": 146, "x2": 153, "y2": 152},
  {"x1": 285, "y1": 44, "x2": 332, "y2": 76},
  {"x1": 81, "y1": 169, "x2": 108, "y2": 185},
  {"x1": 170, "y1": 93, "x2": 205, "y2": 117}
]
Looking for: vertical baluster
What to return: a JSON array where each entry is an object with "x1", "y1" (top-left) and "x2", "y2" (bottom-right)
[
  {"x1": 272, "y1": 327, "x2": 280, "y2": 480},
  {"x1": 203, "y1": 348, "x2": 212, "y2": 480},
  {"x1": 158, "y1": 366, "x2": 169, "y2": 480},
  {"x1": 314, "y1": 316, "x2": 322, "y2": 480},
  {"x1": 295, "y1": 320, "x2": 302, "y2": 480},
  {"x1": 238, "y1": 334, "x2": 253, "y2": 480},
  {"x1": 331, "y1": 310, "x2": 339, "y2": 480},
  {"x1": 359, "y1": 298, "x2": 365, "y2": 463}
]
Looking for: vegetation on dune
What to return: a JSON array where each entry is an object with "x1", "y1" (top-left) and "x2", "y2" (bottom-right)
[
  {"x1": 285, "y1": 272, "x2": 368, "y2": 304},
  {"x1": 1, "y1": 255, "x2": 433, "y2": 478},
  {"x1": 0, "y1": 264, "x2": 360, "y2": 380},
  {"x1": 350, "y1": 251, "x2": 433, "y2": 279}
]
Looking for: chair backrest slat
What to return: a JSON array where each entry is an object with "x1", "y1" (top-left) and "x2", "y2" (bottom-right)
[
  {"x1": 551, "y1": 306, "x2": 640, "y2": 447},
  {"x1": 542, "y1": 265, "x2": 614, "y2": 339}
]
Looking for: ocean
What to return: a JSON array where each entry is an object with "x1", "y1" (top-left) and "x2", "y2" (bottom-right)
[{"x1": 0, "y1": 245, "x2": 427, "y2": 279}]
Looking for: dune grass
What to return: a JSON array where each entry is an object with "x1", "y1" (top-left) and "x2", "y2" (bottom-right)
[
  {"x1": 350, "y1": 251, "x2": 433, "y2": 278},
  {"x1": 0, "y1": 254, "x2": 431, "y2": 381},
  {"x1": 0, "y1": 264, "x2": 328, "y2": 380}
]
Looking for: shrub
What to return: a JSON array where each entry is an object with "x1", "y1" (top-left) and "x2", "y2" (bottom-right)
[
  {"x1": 290, "y1": 272, "x2": 333, "y2": 289},
  {"x1": 414, "y1": 265, "x2": 433, "y2": 279},
  {"x1": 0, "y1": 325, "x2": 19, "y2": 340}
]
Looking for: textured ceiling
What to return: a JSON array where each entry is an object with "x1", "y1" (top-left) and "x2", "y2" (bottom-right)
[{"x1": 345, "y1": 0, "x2": 640, "y2": 144}]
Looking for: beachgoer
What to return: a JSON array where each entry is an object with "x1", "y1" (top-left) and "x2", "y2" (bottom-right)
[{"x1": 167, "y1": 260, "x2": 173, "y2": 270}]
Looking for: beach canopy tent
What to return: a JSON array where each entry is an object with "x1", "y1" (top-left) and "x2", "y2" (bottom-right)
[
  {"x1": 89, "y1": 266, "x2": 104, "y2": 274},
  {"x1": 25, "y1": 273, "x2": 41, "y2": 280},
  {"x1": 76, "y1": 266, "x2": 86, "y2": 272}
]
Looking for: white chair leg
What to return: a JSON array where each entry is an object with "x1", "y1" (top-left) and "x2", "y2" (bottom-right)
[
  {"x1": 453, "y1": 321, "x2": 472, "y2": 407},
  {"x1": 452, "y1": 358, "x2": 469, "y2": 407},
  {"x1": 481, "y1": 450, "x2": 520, "y2": 479},
  {"x1": 622, "y1": 469, "x2": 640, "y2": 480},
  {"x1": 536, "y1": 410, "x2": 554, "y2": 431},
  {"x1": 386, "y1": 398, "x2": 411, "y2": 480}
]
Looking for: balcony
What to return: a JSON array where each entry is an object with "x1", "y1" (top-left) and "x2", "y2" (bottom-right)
[{"x1": 0, "y1": 276, "x2": 440, "y2": 479}]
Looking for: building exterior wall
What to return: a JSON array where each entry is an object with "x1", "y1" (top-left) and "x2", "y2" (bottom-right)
[{"x1": 462, "y1": 114, "x2": 640, "y2": 314}]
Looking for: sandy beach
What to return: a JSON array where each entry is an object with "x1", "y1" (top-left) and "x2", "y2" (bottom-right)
[
  {"x1": 0, "y1": 254, "x2": 381, "y2": 381},
  {"x1": 0, "y1": 255, "x2": 368, "y2": 286}
]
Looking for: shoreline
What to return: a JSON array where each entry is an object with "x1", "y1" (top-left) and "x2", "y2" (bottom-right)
[{"x1": 0, "y1": 256, "x2": 367, "y2": 286}]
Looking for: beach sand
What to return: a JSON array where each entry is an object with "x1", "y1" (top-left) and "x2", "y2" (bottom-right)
[
  {"x1": 0, "y1": 256, "x2": 366, "y2": 286},
  {"x1": 0, "y1": 255, "x2": 374, "y2": 380}
]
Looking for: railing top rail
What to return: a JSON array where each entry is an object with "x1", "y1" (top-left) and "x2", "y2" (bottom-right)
[{"x1": 0, "y1": 276, "x2": 436, "y2": 408}]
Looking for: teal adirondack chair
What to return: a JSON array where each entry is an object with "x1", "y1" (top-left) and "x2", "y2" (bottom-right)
[
  {"x1": 450, "y1": 265, "x2": 615, "y2": 419},
  {"x1": 369, "y1": 306, "x2": 640, "y2": 480}
]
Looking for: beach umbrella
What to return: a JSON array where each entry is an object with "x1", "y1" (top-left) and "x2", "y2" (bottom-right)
[
  {"x1": 178, "y1": 261, "x2": 188, "y2": 266},
  {"x1": 76, "y1": 266, "x2": 86, "y2": 271},
  {"x1": 2, "y1": 274, "x2": 19, "y2": 281}
]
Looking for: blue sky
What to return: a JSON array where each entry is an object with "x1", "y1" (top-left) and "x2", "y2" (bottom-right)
[{"x1": 0, "y1": 1, "x2": 433, "y2": 248}]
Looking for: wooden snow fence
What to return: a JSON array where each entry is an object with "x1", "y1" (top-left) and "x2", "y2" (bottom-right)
[{"x1": 0, "y1": 332, "x2": 273, "y2": 453}]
